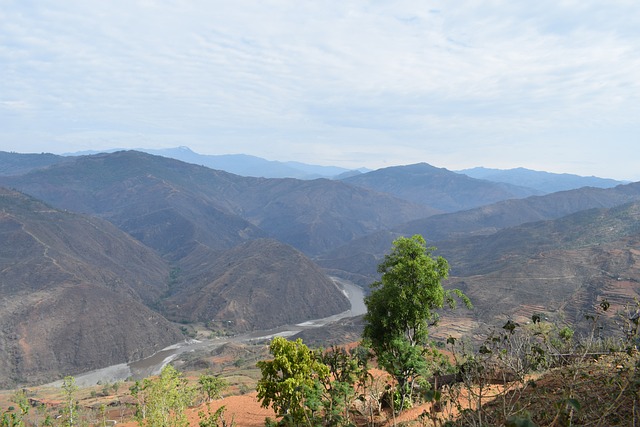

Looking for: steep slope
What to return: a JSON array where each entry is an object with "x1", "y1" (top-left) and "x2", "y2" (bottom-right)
[
  {"x1": 459, "y1": 166, "x2": 625, "y2": 194},
  {"x1": 341, "y1": 163, "x2": 540, "y2": 212},
  {"x1": 0, "y1": 152, "x2": 268, "y2": 260},
  {"x1": 164, "y1": 239, "x2": 350, "y2": 330},
  {"x1": 232, "y1": 177, "x2": 438, "y2": 254},
  {"x1": 0, "y1": 151, "x2": 432, "y2": 256},
  {"x1": 317, "y1": 181, "x2": 640, "y2": 284},
  {"x1": 439, "y1": 201, "x2": 640, "y2": 276},
  {"x1": 399, "y1": 183, "x2": 640, "y2": 240},
  {"x1": 436, "y1": 201, "x2": 640, "y2": 329},
  {"x1": 0, "y1": 188, "x2": 183, "y2": 387}
]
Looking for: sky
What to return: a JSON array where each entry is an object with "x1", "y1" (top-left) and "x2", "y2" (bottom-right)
[{"x1": 1, "y1": 1, "x2": 639, "y2": 180}]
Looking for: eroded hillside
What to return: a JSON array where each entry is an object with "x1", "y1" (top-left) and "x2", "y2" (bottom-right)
[{"x1": 0, "y1": 188, "x2": 184, "y2": 387}]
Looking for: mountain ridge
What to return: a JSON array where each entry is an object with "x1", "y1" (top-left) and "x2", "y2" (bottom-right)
[
  {"x1": 341, "y1": 162, "x2": 542, "y2": 212},
  {"x1": 459, "y1": 166, "x2": 626, "y2": 194},
  {"x1": 0, "y1": 150, "x2": 433, "y2": 256}
]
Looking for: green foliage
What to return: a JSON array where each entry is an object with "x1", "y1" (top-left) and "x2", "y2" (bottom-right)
[
  {"x1": 130, "y1": 380, "x2": 149, "y2": 421},
  {"x1": 0, "y1": 390, "x2": 29, "y2": 427},
  {"x1": 99, "y1": 404, "x2": 107, "y2": 427},
  {"x1": 61, "y1": 376, "x2": 78, "y2": 427},
  {"x1": 196, "y1": 373, "x2": 233, "y2": 426},
  {"x1": 199, "y1": 374, "x2": 229, "y2": 402},
  {"x1": 256, "y1": 337, "x2": 330, "y2": 425},
  {"x1": 315, "y1": 345, "x2": 370, "y2": 426},
  {"x1": 558, "y1": 326, "x2": 574, "y2": 342},
  {"x1": 198, "y1": 406, "x2": 235, "y2": 427},
  {"x1": 133, "y1": 364, "x2": 196, "y2": 427},
  {"x1": 440, "y1": 305, "x2": 640, "y2": 427},
  {"x1": 364, "y1": 235, "x2": 448, "y2": 348},
  {"x1": 363, "y1": 235, "x2": 471, "y2": 412}
]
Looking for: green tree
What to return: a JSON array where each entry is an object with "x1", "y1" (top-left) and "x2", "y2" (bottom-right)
[
  {"x1": 256, "y1": 337, "x2": 329, "y2": 425},
  {"x1": 316, "y1": 345, "x2": 370, "y2": 426},
  {"x1": 61, "y1": 376, "x2": 78, "y2": 427},
  {"x1": 130, "y1": 380, "x2": 149, "y2": 422},
  {"x1": 135, "y1": 364, "x2": 195, "y2": 427},
  {"x1": 0, "y1": 390, "x2": 29, "y2": 427},
  {"x1": 363, "y1": 234, "x2": 471, "y2": 412},
  {"x1": 197, "y1": 373, "x2": 234, "y2": 427},
  {"x1": 198, "y1": 374, "x2": 228, "y2": 403}
]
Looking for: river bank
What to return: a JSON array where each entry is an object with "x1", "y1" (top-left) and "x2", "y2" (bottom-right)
[{"x1": 50, "y1": 277, "x2": 366, "y2": 387}]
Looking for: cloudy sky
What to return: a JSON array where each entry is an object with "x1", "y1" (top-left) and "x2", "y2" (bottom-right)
[{"x1": 1, "y1": 1, "x2": 639, "y2": 180}]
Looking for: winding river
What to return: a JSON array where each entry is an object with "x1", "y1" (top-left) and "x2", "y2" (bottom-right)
[{"x1": 54, "y1": 277, "x2": 366, "y2": 388}]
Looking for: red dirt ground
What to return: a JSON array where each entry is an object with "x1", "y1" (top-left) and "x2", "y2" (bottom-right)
[{"x1": 118, "y1": 392, "x2": 275, "y2": 427}]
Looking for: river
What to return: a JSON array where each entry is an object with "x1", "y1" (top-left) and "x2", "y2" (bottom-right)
[{"x1": 51, "y1": 277, "x2": 366, "y2": 388}]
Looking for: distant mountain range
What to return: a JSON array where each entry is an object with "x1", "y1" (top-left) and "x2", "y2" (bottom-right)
[
  {"x1": 64, "y1": 146, "x2": 365, "y2": 179},
  {"x1": 459, "y1": 166, "x2": 626, "y2": 194},
  {"x1": 60, "y1": 147, "x2": 628, "y2": 193},
  {"x1": 1, "y1": 150, "x2": 432, "y2": 256}
]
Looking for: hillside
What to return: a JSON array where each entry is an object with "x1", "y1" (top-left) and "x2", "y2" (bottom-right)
[
  {"x1": 320, "y1": 200, "x2": 640, "y2": 340},
  {"x1": 318, "y1": 181, "x2": 640, "y2": 284},
  {"x1": 0, "y1": 150, "x2": 432, "y2": 256},
  {"x1": 2, "y1": 149, "x2": 638, "y2": 388},
  {"x1": 0, "y1": 188, "x2": 184, "y2": 387},
  {"x1": 435, "y1": 201, "x2": 640, "y2": 329},
  {"x1": 341, "y1": 162, "x2": 540, "y2": 212},
  {"x1": 164, "y1": 239, "x2": 350, "y2": 330}
]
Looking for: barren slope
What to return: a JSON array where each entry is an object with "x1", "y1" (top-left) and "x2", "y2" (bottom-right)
[
  {"x1": 0, "y1": 188, "x2": 183, "y2": 387},
  {"x1": 164, "y1": 239, "x2": 350, "y2": 330}
]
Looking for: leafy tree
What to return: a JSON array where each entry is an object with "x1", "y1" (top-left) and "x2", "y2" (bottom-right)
[
  {"x1": 98, "y1": 404, "x2": 108, "y2": 427},
  {"x1": 61, "y1": 376, "x2": 78, "y2": 427},
  {"x1": 363, "y1": 234, "x2": 471, "y2": 412},
  {"x1": 197, "y1": 374, "x2": 234, "y2": 427},
  {"x1": 198, "y1": 373, "x2": 228, "y2": 403},
  {"x1": 256, "y1": 337, "x2": 329, "y2": 425},
  {"x1": 316, "y1": 345, "x2": 370, "y2": 426},
  {"x1": 135, "y1": 364, "x2": 195, "y2": 427},
  {"x1": 130, "y1": 380, "x2": 149, "y2": 422}
]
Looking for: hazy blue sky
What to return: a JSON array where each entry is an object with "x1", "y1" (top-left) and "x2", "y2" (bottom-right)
[{"x1": 1, "y1": 1, "x2": 639, "y2": 180}]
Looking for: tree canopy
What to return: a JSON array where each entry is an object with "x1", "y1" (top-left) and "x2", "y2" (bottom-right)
[
  {"x1": 363, "y1": 234, "x2": 471, "y2": 411},
  {"x1": 256, "y1": 337, "x2": 329, "y2": 425}
]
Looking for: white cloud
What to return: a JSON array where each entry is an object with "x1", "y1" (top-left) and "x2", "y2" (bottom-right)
[{"x1": 0, "y1": 0, "x2": 639, "y2": 179}]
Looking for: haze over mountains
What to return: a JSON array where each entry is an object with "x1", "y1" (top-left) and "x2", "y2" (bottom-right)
[
  {"x1": 459, "y1": 166, "x2": 627, "y2": 194},
  {"x1": 65, "y1": 146, "x2": 360, "y2": 180},
  {"x1": 61, "y1": 147, "x2": 628, "y2": 193},
  {"x1": 0, "y1": 148, "x2": 638, "y2": 387}
]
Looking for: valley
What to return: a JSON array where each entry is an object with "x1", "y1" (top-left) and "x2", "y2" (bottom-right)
[
  {"x1": 58, "y1": 278, "x2": 365, "y2": 388},
  {"x1": 0, "y1": 149, "x2": 639, "y2": 390}
]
